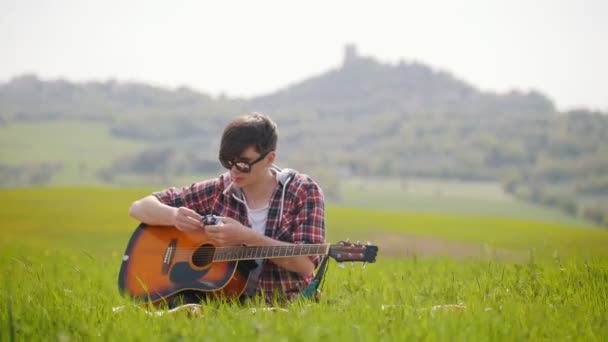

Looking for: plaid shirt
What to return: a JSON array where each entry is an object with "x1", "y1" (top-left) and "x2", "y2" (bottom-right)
[{"x1": 153, "y1": 168, "x2": 326, "y2": 300}]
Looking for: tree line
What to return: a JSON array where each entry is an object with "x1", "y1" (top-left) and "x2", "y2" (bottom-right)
[{"x1": 1, "y1": 46, "x2": 606, "y2": 225}]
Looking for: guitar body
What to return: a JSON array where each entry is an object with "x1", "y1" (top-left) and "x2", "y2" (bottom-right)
[
  {"x1": 118, "y1": 222, "x2": 379, "y2": 306},
  {"x1": 118, "y1": 224, "x2": 251, "y2": 306}
]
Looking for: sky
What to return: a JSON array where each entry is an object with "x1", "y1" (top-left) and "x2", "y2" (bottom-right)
[{"x1": 1, "y1": 0, "x2": 607, "y2": 111}]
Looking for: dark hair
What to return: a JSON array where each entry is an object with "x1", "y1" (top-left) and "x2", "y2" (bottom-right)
[{"x1": 219, "y1": 112, "x2": 278, "y2": 164}]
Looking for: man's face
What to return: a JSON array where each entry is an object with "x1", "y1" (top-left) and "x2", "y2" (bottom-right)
[{"x1": 229, "y1": 146, "x2": 274, "y2": 187}]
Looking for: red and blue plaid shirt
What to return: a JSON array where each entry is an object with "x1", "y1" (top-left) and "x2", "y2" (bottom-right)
[{"x1": 153, "y1": 168, "x2": 326, "y2": 300}]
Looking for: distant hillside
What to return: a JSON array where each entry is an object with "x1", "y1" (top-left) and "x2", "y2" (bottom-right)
[
  {"x1": 0, "y1": 74, "x2": 221, "y2": 122},
  {"x1": 0, "y1": 45, "x2": 607, "y2": 225},
  {"x1": 253, "y1": 45, "x2": 554, "y2": 117},
  {"x1": 0, "y1": 46, "x2": 554, "y2": 123}
]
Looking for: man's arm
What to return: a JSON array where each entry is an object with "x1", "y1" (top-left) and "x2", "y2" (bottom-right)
[
  {"x1": 204, "y1": 218, "x2": 316, "y2": 275},
  {"x1": 129, "y1": 195, "x2": 203, "y2": 232},
  {"x1": 205, "y1": 179, "x2": 325, "y2": 276},
  {"x1": 248, "y1": 231, "x2": 316, "y2": 275}
]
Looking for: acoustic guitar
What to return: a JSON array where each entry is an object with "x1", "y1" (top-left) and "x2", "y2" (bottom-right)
[{"x1": 118, "y1": 223, "x2": 378, "y2": 306}]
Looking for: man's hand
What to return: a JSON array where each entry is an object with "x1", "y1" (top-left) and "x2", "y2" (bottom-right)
[
  {"x1": 204, "y1": 216, "x2": 253, "y2": 246},
  {"x1": 173, "y1": 207, "x2": 203, "y2": 232}
]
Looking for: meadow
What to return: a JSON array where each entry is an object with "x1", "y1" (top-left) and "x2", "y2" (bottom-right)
[
  {"x1": 0, "y1": 121, "x2": 148, "y2": 185},
  {"x1": 1, "y1": 187, "x2": 608, "y2": 341}
]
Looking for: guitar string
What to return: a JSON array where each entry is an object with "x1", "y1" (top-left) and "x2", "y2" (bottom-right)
[
  {"x1": 159, "y1": 244, "x2": 362, "y2": 253},
  {"x1": 164, "y1": 244, "x2": 329, "y2": 251},
  {"x1": 167, "y1": 246, "x2": 365, "y2": 261},
  {"x1": 165, "y1": 245, "x2": 331, "y2": 257},
  {"x1": 172, "y1": 248, "x2": 328, "y2": 258},
  {"x1": 171, "y1": 245, "x2": 331, "y2": 259},
  {"x1": 149, "y1": 244, "x2": 366, "y2": 261},
  {"x1": 172, "y1": 253, "x2": 328, "y2": 261},
  {"x1": 166, "y1": 245, "x2": 359, "y2": 253}
]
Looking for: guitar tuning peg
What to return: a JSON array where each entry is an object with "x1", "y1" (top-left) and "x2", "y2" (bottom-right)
[{"x1": 338, "y1": 262, "x2": 345, "y2": 269}]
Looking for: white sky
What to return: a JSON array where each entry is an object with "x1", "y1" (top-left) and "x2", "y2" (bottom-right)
[{"x1": 1, "y1": 0, "x2": 607, "y2": 111}]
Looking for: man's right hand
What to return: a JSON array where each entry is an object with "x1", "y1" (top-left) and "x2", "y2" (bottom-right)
[{"x1": 173, "y1": 207, "x2": 204, "y2": 232}]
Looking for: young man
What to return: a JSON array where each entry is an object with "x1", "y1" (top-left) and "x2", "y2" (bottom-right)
[{"x1": 128, "y1": 112, "x2": 326, "y2": 302}]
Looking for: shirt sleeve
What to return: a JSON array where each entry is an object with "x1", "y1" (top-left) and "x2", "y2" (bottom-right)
[
  {"x1": 152, "y1": 178, "x2": 219, "y2": 214},
  {"x1": 291, "y1": 178, "x2": 326, "y2": 267}
]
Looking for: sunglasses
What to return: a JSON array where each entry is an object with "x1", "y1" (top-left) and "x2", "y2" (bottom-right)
[{"x1": 221, "y1": 152, "x2": 269, "y2": 173}]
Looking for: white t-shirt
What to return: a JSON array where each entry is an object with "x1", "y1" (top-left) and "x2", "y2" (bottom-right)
[{"x1": 244, "y1": 205, "x2": 269, "y2": 295}]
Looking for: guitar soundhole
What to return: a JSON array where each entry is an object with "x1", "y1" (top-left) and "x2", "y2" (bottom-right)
[{"x1": 192, "y1": 244, "x2": 215, "y2": 267}]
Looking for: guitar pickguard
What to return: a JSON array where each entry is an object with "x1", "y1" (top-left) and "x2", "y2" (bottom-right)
[{"x1": 169, "y1": 262, "x2": 211, "y2": 284}]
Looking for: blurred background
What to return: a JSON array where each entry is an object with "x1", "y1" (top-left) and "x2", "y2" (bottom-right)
[{"x1": 1, "y1": 0, "x2": 607, "y2": 227}]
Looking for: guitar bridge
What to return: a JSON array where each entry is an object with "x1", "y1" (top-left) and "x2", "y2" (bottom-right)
[{"x1": 162, "y1": 239, "x2": 177, "y2": 275}]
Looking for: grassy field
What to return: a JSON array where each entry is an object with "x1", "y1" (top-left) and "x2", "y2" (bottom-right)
[
  {"x1": 339, "y1": 176, "x2": 596, "y2": 228},
  {"x1": 0, "y1": 120, "x2": 147, "y2": 185},
  {"x1": 1, "y1": 187, "x2": 607, "y2": 341},
  {"x1": 0, "y1": 120, "x2": 599, "y2": 228}
]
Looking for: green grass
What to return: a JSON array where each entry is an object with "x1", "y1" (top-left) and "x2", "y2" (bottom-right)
[
  {"x1": 0, "y1": 121, "x2": 597, "y2": 228},
  {"x1": 0, "y1": 120, "x2": 147, "y2": 185},
  {"x1": 327, "y1": 207, "x2": 608, "y2": 258},
  {"x1": 1, "y1": 187, "x2": 608, "y2": 340},
  {"x1": 340, "y1": 176, "x2": 597, "y2": 228}
]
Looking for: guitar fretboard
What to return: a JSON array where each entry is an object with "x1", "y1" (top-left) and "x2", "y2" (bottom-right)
[{"x1": 212, "y1": 244, "x2": 330, "y2": 261}]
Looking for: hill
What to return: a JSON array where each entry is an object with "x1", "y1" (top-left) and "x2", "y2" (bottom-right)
[
  {"x1": 0, "y1": 45, "x2": 607, "y2": 225},
  {"x1": 253, "y1": 45, "x2": 554, "y2": 117}
]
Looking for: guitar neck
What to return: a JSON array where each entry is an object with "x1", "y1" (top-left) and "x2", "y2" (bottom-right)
[{"x1": 212, "y1": 244, "x2": 330, "y2": 262}]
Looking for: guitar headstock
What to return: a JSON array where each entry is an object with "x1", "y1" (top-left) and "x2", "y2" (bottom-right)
[{"x1": 328, "y1": 241, "x2": 378, "y2": 263}]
